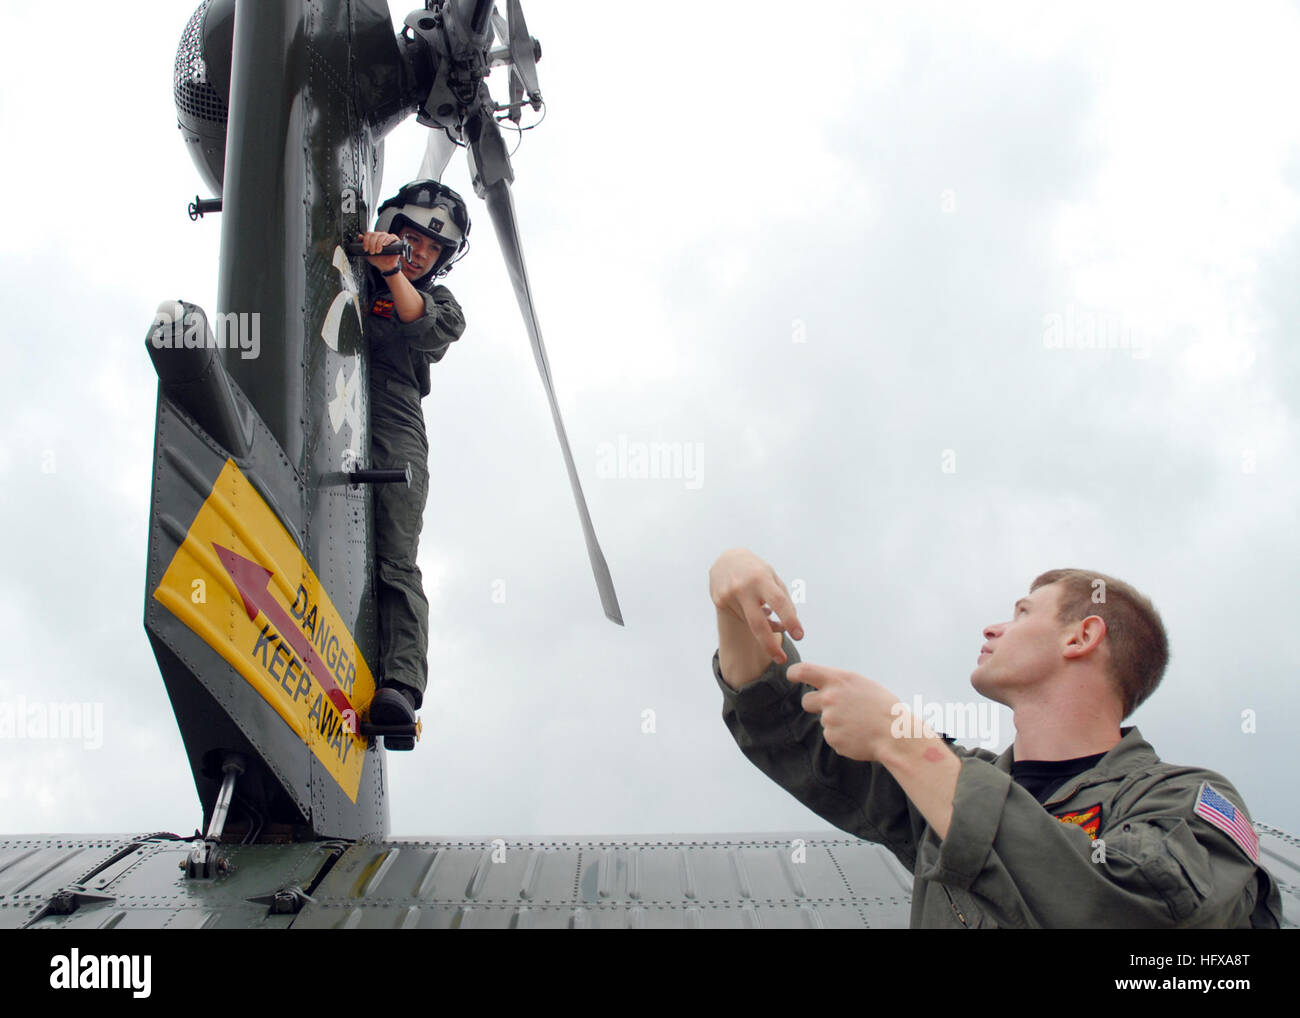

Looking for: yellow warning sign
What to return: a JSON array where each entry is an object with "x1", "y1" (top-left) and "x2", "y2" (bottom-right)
[{"x1": 153, "y1": 459, "x2": 373, "y2": 801}]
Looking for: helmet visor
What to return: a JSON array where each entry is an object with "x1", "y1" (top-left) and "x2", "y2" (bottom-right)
[{"x1": 392, "y1": 181, "x2": 470, "y2": 236}]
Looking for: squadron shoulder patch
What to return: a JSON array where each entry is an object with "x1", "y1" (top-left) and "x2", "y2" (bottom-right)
[
  {"x1": 371, "y1": 296, "x2": 395, "y2": 319},
  {"x1": 1193, "y1": 781, "x2": 1259, "y2": 863},
  {"x1": 1054, "y1": 803, "x2": 1102, "y2": 840}
]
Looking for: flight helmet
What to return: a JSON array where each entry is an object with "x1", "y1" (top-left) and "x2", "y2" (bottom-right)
[{"x1": 375, "y1": 179, "x2": 471, "y2": 279}]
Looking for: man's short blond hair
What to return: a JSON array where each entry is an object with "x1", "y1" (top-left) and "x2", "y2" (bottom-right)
[{"x1": 1030, "y1": 569, "x2": 1169, "y2": 719}]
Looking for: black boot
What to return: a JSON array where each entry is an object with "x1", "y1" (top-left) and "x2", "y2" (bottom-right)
[{"x1": 369, "y1": 685, "x2": 418, "y2": 750}]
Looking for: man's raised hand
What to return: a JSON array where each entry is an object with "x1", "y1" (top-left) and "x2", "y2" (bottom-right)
[{"x1": 709, "y1": 548, "x2": 804, "y2": 689}]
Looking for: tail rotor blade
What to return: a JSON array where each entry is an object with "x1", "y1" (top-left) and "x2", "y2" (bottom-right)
[
  {"x1": 419, "y1": 129, "x2": 459, "y2": 182},
  {"x1": 506, "y1": 0, "x2": 541, "y2": 104},
  {"x1": 481, "y1": 176, "x2": 623, "y2": 625}
]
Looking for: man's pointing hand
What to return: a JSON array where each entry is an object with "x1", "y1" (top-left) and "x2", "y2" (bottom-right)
[{"x1": 788, "y1": 661, "x2": 906, "y2": 762}]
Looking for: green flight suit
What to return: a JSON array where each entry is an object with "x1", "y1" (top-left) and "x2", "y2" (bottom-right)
[
  {"x1": 716, "y1": 635, "x2": 1285, "y2": 928},
  {"x1": 366, "y1": 276, "x2": 465, "y2": 708}
]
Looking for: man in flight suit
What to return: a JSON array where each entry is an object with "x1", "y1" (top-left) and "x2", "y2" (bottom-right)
[
  {"x1": 358, "y1": 180, "x2": 470, "y2": 749},
  {"x1": 708, "y1": 548, "x2": 1285, "y2": 927}
]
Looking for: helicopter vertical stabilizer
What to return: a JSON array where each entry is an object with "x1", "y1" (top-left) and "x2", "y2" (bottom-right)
[{"x1": 146, "y1": 0, "x2": 422, "y2": 842}]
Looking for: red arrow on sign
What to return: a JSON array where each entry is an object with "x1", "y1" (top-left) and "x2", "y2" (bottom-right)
[{"x1": 212, "y1": 543, "x2": 356, "y2": 721}]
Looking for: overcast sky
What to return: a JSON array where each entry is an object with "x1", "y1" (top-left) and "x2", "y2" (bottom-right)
[{"x1": 0, "y1": 1, "x2": 1296, "y2": 843}]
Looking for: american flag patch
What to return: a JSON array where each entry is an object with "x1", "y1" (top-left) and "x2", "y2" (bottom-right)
[{"x1": 1193, "y1": 782, "x2": 1259, "y2": 863}]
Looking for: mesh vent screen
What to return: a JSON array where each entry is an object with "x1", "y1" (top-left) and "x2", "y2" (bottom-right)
[{"x1": 173, "y1": 0, "x2": 228, "y2": 125}]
